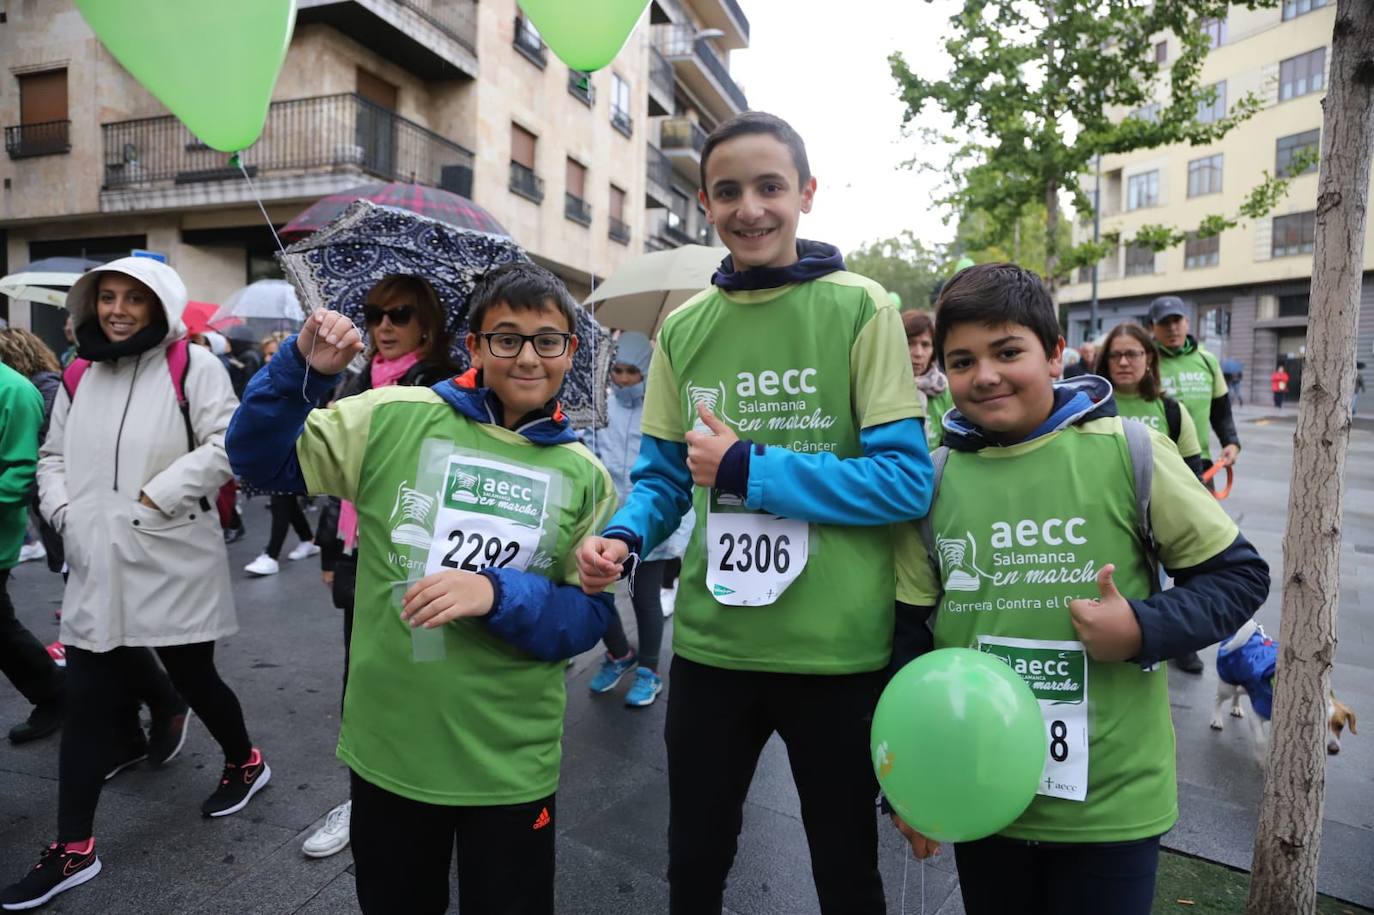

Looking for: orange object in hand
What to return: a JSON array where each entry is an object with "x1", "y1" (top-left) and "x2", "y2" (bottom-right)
[{"x1": 1201, "y1": 458, "x2": 1234, "y2": 500}]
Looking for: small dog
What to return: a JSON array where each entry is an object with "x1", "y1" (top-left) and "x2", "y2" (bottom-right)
[{"x1": 1210, "y1": 619, "x2": 1358, "y2": 758}]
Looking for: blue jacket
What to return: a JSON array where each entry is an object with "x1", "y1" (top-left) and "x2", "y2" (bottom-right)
[{"x1": 227, "y1": 340, "x2": 613, "y2": 662}]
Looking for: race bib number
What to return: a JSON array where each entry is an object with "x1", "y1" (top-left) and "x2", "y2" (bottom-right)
[
  {"x1": 424, "y1": 456, "x2": 551, "y2": 577},
  {"x1": 705, "y1": 490, "x2": 808, "y2": 606},
  {"x1": 978, "y1": 636, "x2": 1090, "y2": 802}
]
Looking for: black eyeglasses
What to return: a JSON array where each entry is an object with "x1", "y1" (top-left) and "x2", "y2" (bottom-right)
[
  {"x1": 363, "y1": 304, "x2": 416, "y2": 327},
  {"x1": 480, "y1": 332, "x2": 574, "y2": 358}
]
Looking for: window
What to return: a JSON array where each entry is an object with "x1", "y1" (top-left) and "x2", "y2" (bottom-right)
[
  {"x1": 1184, "y1": 233, "x2": 1220, "y2": 269},
  {"x1": 564, "y1": 158, "x2": 591, "y2": 225},
  {"x1": 1278, "y1": 293, "x2": 1310, "y2": 316},
  {"x1": 1196, "y1": 81, "x2": 1226, "y2": 124},
  {"x1": 610, "y1": 74, "x2": 632, "y2": 137},
  {"x1": 1125, "y1": 243, "x2": 1155, "y2": 277},
  {"x1": 1187, "y1": 154, "x2": 1223, "y2": 197},
  {"x1": 1077, "y1": 265, "x2": 1094, "y2": 284},
  {"x1": 608, "y1": 184, "x2": 630, "y2": 244},
  {"x1": 1200, "y1": 17, "x2": 1227, "y2": 48},
  {"x1": 514, "y1": 15, "x2": 546, "y2": 67},
  {"x1": 9, "y1": 69, "x2": 71, "y2": 158},
  {"x1": 1276, "y1": 129, "x2": 1320, "y2": 176},
  {"x1": 1126, "y1": 171, "x2": 1159, "y2": 210},
  {"x1": 1154, "y1": 41, "x2": 1167, "y2": 63},
  {"x1": 1272, "y1": 211, "x2": 1316, "y2": 257},
  {"x1": 568, "y1": 70, "x2": 595, "y2": 106},
  {"x1": 509, "y1": 124, "x2": 544, "y2": 202},
  {"x1": 1279, "y1": 48, "x2": 1326, "y2": 102},
  {"x1": 1131, "y1": 103, "x2": 1161, "y2": 123},
  {"x1": 1283, "y1": 0, "x2": 1328, "y2": 20},
  {"x1": 665, "y1": 188, "x2": 692, "y2": 243}
]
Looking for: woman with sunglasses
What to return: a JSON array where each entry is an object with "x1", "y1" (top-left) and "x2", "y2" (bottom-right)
[
  {"x1": 1096, "y1": 323, "x2": 1206, "y2": 480},
  {"x1": 299, "y1": 274, "x2": 458, "y2": 861}
]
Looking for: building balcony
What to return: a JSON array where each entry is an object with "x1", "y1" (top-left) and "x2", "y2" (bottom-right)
[
  {"x1": 5, "y1": 120, "x2": 71, "y2": 159},
  {"x1": 649, "y1": 210, "x2": 709, "y2": 249},
  {"x1": 611, "y1": 108, "x2": 634, "y2": 139},
  {"x1": 99, "y1": 93, "x2": 474, "y2": 213},
  {"x1": 648, "y1": 45, "x2": 675, "y2": 117},
  {"x1": 687, "y1": 0, "x2": 749, "y2": 50},
  {"x1": 568, "y1": 70, "x2": 596, "y2": 107},
  {"x1": 609, "y1": 215, "x2": 631, "y2": 245},
  {"x1": 652, "y1": 24, "x2": 747, "y2": 122},
  {"x1": 565, "y1": 192, "x2": 592, "y2": 226},
  {"x1": 296, "y1": 0, "x2": 477, "y2": 80},
  {"x1": 645, "y1": 143, "x2": 672, "y2": 208},
  {"x1": 659, "y1": 117, "x2": 707, "y2": 183},
  {"x1": 510, "y1": 161, "x2": 545, "y2": 203},
  {"x1": 513, "y1": 14, "x2": 547, "y2": 68}
]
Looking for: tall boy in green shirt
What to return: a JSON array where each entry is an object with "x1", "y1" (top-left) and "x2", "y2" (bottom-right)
[
  {"x1": 578, "y1": 112, "x2": 933, "y2": 913},
  {"x1": 891, "y1": 264, "x2": 1269, "y2": 915}
]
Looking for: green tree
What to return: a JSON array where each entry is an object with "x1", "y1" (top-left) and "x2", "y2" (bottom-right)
[
  {"x1": 845, "y1": 231, "x2": 946, "y2": 310},
  {"x1": 890, "y1": 0, "x2": 1268, "y2": 291},
  {"x1": 950, "y1": 202, "x2": 1072, "y2": 273}
]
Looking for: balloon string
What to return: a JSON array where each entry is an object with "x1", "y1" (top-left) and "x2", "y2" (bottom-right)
[
  {"x1": 900, "y1": 853, "x2": 909, "y2": 915},
  {"x1": 233, "y1": 153, "x2": 338, "y2": 402}
]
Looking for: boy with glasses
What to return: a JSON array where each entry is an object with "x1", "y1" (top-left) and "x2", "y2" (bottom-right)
[{"x1": 228, "y1": 262, "x2": 616, "y2": 914}]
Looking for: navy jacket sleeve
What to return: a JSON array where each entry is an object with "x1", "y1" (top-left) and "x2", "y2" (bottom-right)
[
  {"x1": 889, "y1": 600, "x2": 935, "y2": 680},
  {"x1": 1129, "y1": 533, "x2": 1270, "y2": 664},
  {"x1": 1210, "y1": 394, "x2": 1240, "y2": 449},
  {"x1": 479, "y1": 567, "x2": 614, "y2": 661},
  {"x1": 226, "y1": 336, "x2": 339, "y2": 493}
]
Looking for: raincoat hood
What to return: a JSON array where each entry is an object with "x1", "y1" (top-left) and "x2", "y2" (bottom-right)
[{"x1": 66, "y1": 256, "x2": 189, "y2": 343}]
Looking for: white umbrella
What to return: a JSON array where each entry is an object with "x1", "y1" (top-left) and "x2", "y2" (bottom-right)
[
  {"x1": 584, "y1": 244, "x2": 727, "y2": 336},
  {"x1": 0, "y1": 271, "x2": 84, "y2": 307},
  {"x1": 223, "y1": 279, "x2": 304, "y2": 322}
]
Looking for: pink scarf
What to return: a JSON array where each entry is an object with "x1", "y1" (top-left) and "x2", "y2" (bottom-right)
[{"x1": 338, "y1": 350, "x2": 423, "y2": 548}]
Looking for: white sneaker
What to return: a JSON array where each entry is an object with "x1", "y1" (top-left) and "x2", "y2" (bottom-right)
[
  {"x1": 18, "y1": 542, "x2": 46, "y2": 563},
  {"x1": 287, "y1": 541, "x2": 321, "y2": 561},
  {"x1": 244, "y1": 554, "x2": 280, "y2": 576},
  {"x1": 302, "y1": 800, "x2": 351, "y2": 858},
  {"x1": 661, "y1": 584, "x2": 678, "y2": 618}
]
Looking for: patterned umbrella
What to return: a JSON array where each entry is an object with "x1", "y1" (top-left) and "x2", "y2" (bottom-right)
[
  {"x1": 280, "y1": 182, "x2": 508, "y2": 241},
  {"x1": 279, "y1": 200, "x2": 611, "y2": 427}
]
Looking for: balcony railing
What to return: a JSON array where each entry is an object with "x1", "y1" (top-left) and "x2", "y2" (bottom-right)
[
  {"x1": 611, "y1": 108, "x2": 634, "y2": 138},
  {"x1": 649, "y1": 44, "x2": 675, "y2": 101},
  {"x1": 5, "y1": 120, "x2": 71, "y2": 159},
  {"x1": 510, "y1": 161, "x2": 545, "y2": 202},
  {"x1": 646, "y1": 143, "x2": 672, "y2": 201},
  {"x1": 721, "y1": 0, "x2": 750, "y2": 40},
  {"x1": 100, "y1": 94, "x2": 472, "y2": 191},
  {"x1": 568, "y1": 70, "x2": 595, "y2": 106},
  {"x1": 565, "y1": 192, "x2": 592, "y2": 226},
  {"x1": 514, "y1": 15, "x2": 547, "y2": 68},
  {"x1": 653, "y1": 24, "x2": 748, "y2": 112},
  {"x1": 660, "y1": 118, "x2": 707, "y2": 154},
  {"x1": 396, "y1": 0, "x2": 477, "y2": 53},
  {"x1": 609, "y1": 216, "x2": 631, "y2": 244}
]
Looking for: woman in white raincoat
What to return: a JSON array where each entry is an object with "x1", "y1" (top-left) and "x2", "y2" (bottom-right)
[{"x1": 1, "y1": 258, "x2": 270, "y2": 911}]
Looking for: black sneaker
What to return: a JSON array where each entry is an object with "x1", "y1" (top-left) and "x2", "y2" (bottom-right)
[
  {"x1": 0, "y1": 842, "x2": 101, "y2": 911},
  {"x1": 104, "y1": 737, "x2": 149, "y2": 781},
  {"x1": 1172, "y1": 651, "x2": 1205, "y2": 674},
  {"x1": 148, "y1": 706, "x2": 191, "y2": 766},
  {"x1": 7, "y1": 702, "x2": 62, "y2": 745},
  {"x1": 201, "y1": 748, "x2": 271, "y2": 817}
]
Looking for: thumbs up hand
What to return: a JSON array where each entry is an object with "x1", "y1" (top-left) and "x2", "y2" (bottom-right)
[
  {"x1": 684, "y1": 402, "x2": 740, "y2": 487},
  {"x1": 1067, "y1": 564, "x2": 1142, "y2": 662}
]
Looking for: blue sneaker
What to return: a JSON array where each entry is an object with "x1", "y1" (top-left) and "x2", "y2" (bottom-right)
[
  {"x1": 588, "y1": 651, "x2": 637, "y2": 694},
  {"x1": 625, "y1": 668, "x2": 663, "y2": 708}
]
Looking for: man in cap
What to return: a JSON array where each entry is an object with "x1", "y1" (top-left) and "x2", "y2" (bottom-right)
[{"x1": 1149, "y1": 295, "x2": 1241, "y2": 674}]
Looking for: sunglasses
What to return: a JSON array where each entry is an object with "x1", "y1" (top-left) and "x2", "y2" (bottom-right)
[{"x1": 363, "y1": 304, "x2": 417, "y2": 327}]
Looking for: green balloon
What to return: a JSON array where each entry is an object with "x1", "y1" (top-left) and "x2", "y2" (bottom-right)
[
  {"x1": 76, "y1": 0, "x2": 296, "y2": 153},
  {"x1": 955, "y1": 256, "x2": 976, "y2": 272},
  {"x1": 519, "y1": 0, "x2": 650, "y2": 72},
  {"x1": 872, "y1": 648, "x2": 1045, "y2": 843},
  {"x1": 889, "y1": 291, "x2": 903, "y2": 309}
]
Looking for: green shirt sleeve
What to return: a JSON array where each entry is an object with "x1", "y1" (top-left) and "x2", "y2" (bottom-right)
[
  {"x1": 1174, "y1": 403, "x2": 1201, "y2": 459},
  {"x1": 850, "y1": 293, "x2": 923, "y2": 429},
  {"x1": 560, "y1": 450, "x2": 620, "y2": 587},
  {"x1": 296, "y1": 391, "x2": 381, "y2": 502},
  {"x1": 639, "y1": 335, "x2": 686, "y2": 443},
  {"x1": 1146, "y1": 427, "x2": 1238, "y2": 569},
  {"x1": 894, "y1": 519, "x2": 941, "y2": 605}
]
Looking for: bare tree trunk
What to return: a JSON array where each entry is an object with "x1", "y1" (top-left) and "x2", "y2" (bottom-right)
[
  {"x1": 1043, "y1": 178, "x2": 1060, "y2": 295},
  {"x1": 1246, "y1": 4, "x2": 1374, "y2": 913}
]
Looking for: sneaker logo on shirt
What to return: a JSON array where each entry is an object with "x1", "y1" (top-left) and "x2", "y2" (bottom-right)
[
  {"x1": 390, "y1": 480, "x2": 438, "y2": 549},
  {"x1": 63, "y1": 854, "x2": 93, "y2": 877},
  {"x1": 532, "y1": 807, "x2": 551, "y2": 830}
]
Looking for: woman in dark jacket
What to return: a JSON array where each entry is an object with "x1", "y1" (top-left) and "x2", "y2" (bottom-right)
[{"x1": 300, "y1": 274, "x2": 457, "y2": 860}]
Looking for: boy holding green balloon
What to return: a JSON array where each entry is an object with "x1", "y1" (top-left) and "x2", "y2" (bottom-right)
[
  {"x1": 577, "y1": 111, "x2": 931, "y2": 912},
  {"x1": 889, "y1": 263, "x2": 1270, "y2": 914}
]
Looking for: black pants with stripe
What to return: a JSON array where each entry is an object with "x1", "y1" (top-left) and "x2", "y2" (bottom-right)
[{"x1": 349, "y1": 770, "x2": 555, "y2": 915}]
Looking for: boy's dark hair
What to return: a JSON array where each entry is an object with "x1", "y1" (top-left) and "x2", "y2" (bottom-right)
[
  {"x1": 933, "y1": 263, "x2": 1060, "y2": 367},
  {"x1": 700, "y1": 111, "x2": 811, "y2": 194},
  {"x1": 467, "y1": 261, "x2": 579, "y2": 334}
]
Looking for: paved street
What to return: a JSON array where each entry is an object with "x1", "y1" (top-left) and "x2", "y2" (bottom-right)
[{"x1": 1, "y1": 405, "x2": 1371, "y2": 914}]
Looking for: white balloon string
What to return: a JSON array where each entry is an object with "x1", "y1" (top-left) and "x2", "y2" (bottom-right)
[{"x1": 900, "y1": 852, "x2": 909, "y2": 915}]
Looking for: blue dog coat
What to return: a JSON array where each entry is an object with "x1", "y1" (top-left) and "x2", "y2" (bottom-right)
[{"x1": 1216, "y1": 627, "x2": 1278, "y2": 719}]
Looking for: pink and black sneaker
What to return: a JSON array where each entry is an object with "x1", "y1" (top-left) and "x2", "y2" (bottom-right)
[
  {"x1": 201, "y1": 748, "x2": 271, "y2": 818},
  {"x1": 0, "y1": 839, "x2": 101, "y2": 910}
]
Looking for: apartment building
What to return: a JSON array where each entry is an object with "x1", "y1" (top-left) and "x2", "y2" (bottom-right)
[
  {"x1": 0, "y1": 0, "x2": 748, "y2": 349},
  {"x1": 1060, "y1": 0, "x2": 1374, "y2": 404}
]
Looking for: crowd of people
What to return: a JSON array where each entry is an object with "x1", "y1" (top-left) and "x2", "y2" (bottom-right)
[{"x1": 0, "y1": 110, "x2": 1273, "y2": 915}]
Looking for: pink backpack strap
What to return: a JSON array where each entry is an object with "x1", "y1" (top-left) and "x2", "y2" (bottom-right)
[
  {"x1": 61, "y1": 359, "x2": 91, "y2": 400},
  {"x1": 165, "y1": 338, "x2": 194, "y2": 451}
]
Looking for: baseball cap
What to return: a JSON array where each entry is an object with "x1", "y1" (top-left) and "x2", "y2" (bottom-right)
[{"x1": 1148, "y1": 295, "x2": 1190, "y2": 324}]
